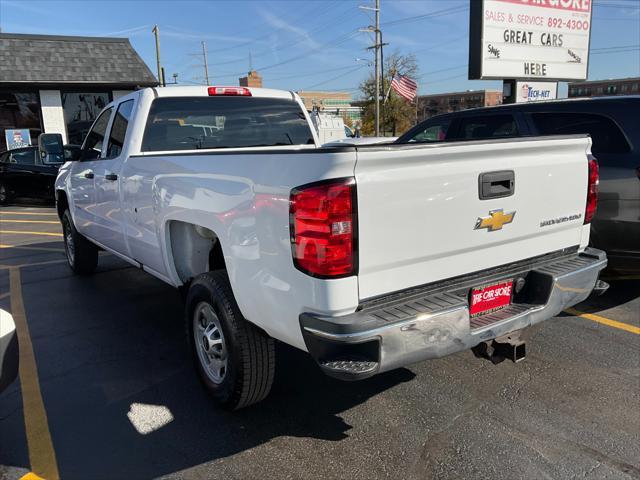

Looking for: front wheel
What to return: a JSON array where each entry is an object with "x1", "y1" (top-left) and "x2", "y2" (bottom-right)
[
  {"x1": 186, "y1": 270, "x2": 275, "y2": 410},
  {"x1": 61, "y1": 209, "x2": 98, "y2": 275}
]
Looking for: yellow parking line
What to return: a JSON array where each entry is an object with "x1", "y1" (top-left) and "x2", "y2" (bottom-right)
[
  {"x1": 0, "y1": 211, "x2": 57, "y2": 216},
  {"x1": 1, "y1": 220, "x2": 60, "y2": 225},
  {"x1": 0, "y1": 245, "x2": 64, "y2": 252},
  {"x1": 0, "y1": 259, "x2": 68, "y2": 270},
  {"x1": 0, "y1": 230, "x2": 63, "y2": 237},
  {"x1": 10, "y1": 267, "x2": 60, "y2": 479},
  {"x1": 565, "y1": 307, "x2": 640, "y2": 335}
]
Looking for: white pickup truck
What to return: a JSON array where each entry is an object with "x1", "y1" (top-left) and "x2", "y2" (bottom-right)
[{"x1": 54, "y1": 86, "x2": 606, "y2": 410}]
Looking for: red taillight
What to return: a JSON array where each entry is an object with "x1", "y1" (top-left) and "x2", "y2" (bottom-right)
[
  {"x1": 290, "y1": 178, "x2": 357, "y2": 278},
  {"x1": 584, "y1": 155, "x2": 599, "y2": 224},
  {"x1": 207, "y1": 86, "x2": 251, "y2": 96}
]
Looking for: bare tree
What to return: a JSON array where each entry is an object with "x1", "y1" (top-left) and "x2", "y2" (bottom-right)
[{"x1": 359, "y1": 51, "x2": 419, "y2": 136}]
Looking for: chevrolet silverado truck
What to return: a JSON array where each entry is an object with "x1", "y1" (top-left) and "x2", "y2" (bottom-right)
[{"x1": 54, "y1": 86, "x2": 607, "y2": 410}]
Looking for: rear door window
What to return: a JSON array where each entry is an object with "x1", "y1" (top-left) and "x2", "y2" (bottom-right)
[
  {"x1": 141, "y1": 96, "x2": 315, "y2": 152},
  {"x1": 106, "y1": 99, "x2": 135, "y2": 158},
  {"x1": 452, "y1": 115, "x2": 519, "y2": 140},
  {"x1": 530, "y1": 113, "x2": 630, "y2": 154}
]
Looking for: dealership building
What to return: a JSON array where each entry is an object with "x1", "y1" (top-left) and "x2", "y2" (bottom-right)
[
  {"x1": 417, "y1": 90, "x2": 502, "y2": 121},
  {"x1": 0, "y1": 32, "x2": 157, "y2": 152}
]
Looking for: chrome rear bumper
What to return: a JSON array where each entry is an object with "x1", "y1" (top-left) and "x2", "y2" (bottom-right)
[{"x1": 300, "y1": 247, "x2": 607, "y2": 380}]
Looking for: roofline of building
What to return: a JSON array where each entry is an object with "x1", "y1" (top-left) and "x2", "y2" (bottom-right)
[
  {"x1": 0, "y1": 81, "x2": 158, "y2": 88},
  {"x1": 0, "y1": 32, "x2": 130, "y2": 43},
  {"x1": 418, "y1": 89, "x2": 502, "y2": 98},
  {"x1": 568, "y1": 76, "x2": 640, "y2": 85}
]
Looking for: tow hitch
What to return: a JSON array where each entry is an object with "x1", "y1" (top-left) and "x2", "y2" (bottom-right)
[{"x1": 472, "y1": 331, "x2": 526, "y2": 364}]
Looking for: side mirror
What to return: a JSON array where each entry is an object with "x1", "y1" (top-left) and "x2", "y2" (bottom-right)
[{"x1": 38, "y1": 133, "x2": 65, "y2": 163}]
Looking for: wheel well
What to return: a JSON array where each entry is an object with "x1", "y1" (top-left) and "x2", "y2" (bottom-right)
[
  {"x1": 168, "y1": 221, "x2": 226, "y2": 284},
  {"x1": 56, "y1": 190, "x2": 68, "y2": 220}
]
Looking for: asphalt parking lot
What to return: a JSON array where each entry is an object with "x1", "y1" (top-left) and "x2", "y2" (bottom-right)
[{"x1": 0, "y1": 205, "x2": 638, "y2": 480}]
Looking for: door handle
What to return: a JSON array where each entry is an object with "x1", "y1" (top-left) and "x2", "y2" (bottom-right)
[
  {"x1": 105, "y1": 173, "x2": 118, "y2": 181},
  {"x1": 479, "y1": 170, "x2": 515, "y2": 200},
  {"x1": 84, "y1": 171, "x2": 94, "y2": 179}
]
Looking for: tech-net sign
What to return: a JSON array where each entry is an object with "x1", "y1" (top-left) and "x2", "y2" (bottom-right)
[{"x1": 469, "y1": 0, "x2": 593, "y2": 81}]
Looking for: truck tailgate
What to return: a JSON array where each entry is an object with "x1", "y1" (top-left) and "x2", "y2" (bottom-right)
[{"x1": 354, "y1": 136, "x2": 591, "y2": 300}]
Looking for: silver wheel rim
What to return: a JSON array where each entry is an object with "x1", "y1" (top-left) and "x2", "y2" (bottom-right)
[
  {"x1": 63, "y1": 219, "x2": 75, "y2": 267},
  {"x1": 193, "y1": 301, "x2": 227, "y2": 384}
]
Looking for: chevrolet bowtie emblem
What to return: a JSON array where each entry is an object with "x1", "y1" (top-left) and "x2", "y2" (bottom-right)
[{"x1": 475, "y1": 209, "x2": 515, "y2": 232}]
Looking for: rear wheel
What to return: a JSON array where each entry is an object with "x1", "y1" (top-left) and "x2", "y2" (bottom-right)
[
  {"x1": 62, "y1": 209, "x2": 98, "y2": 275},
  {"x1": 0, "y1": 182, "x2": 10, "y2": 205},
  {"x1": 186, "y1": 270, "x2": 275, "y2": 410}
]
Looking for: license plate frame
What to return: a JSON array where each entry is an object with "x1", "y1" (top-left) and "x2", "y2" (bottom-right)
[{"x1": 469, "y1": 280, "x2": 514, "y2": 318}]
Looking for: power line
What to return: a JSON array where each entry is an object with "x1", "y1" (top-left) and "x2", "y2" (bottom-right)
[
  {"x1": 381, "y1": 5, "x2": 468, "y2": 28},
  {"x1": 301, "y1": 65, "x2": 367, "y2": 90},
  {"x1": 205, "y1": 2, "x2": 357, "y2": 68}
]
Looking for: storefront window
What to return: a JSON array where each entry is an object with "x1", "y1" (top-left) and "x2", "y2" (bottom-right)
[
  {"x1": 0, "y1": 91, "x2": 42, "y2": 153},
  {"x1": 61, "y1": 92, "x2": 112, "y2": 145}
]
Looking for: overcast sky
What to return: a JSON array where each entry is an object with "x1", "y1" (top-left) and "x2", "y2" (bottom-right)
[{"x1": 0, "y1": 0, "x2": 638, "y2": 98}]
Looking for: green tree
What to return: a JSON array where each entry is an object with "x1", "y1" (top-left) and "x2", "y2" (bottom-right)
[{"x1": 359, "y1": 51, "x2": 419, "y2": 136}]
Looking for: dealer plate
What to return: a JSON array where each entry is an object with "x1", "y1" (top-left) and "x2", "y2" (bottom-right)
[{"x1": 469, "y1": 280, "x2": 513, "y2": 317}]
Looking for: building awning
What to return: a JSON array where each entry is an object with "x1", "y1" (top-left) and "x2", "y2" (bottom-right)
[{"x1": 0, "y1": 33, "x2": 158, "y2": 87}]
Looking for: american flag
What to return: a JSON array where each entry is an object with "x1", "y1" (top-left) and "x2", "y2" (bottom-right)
[{"x1": 390, "y1": 74, "x2": 418, "y2": 102}]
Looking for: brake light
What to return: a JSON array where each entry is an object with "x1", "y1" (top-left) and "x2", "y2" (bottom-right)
[
  {"x1": 207, "y1": 86, "x2": 251, "y2": 96},
  {"x1": 584, "y1": 155, "x2": 599, "y2": 224},
  {"x1": 290, "y1": 178, "x2": 357, "y2": 278}
]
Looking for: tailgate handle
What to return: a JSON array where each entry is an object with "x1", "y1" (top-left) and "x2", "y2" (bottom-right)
[{"x1": 479, "y1": 170, "x2": 514, "y2": 200}]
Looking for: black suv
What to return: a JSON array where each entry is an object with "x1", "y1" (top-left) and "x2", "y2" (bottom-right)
[{"x1": 396, "y1": 97, "x2": 640, "y2": 274}]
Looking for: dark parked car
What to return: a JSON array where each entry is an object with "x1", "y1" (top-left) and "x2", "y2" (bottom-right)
[
  {"x1": 396, "y1": 96, "x2": 640, "y2": 273},
  {"x1": 0, "y1": 143, "x2": 77, "y2": 204}
]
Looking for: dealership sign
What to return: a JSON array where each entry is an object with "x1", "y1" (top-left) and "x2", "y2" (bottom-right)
[
  {"x1": 515, "y1": 81, "x2": 558, "y2": 102},
  {"x1": 469, "y1": 0, "x2": 593, "y2": 81}
]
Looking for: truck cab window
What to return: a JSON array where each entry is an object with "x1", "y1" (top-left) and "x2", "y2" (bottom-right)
[
  {"x1": 106, "y1": 100, "x2": 134, "y2": 158},
  {"x1": 81, "y1": 107, "x2": 113, "y2": 161},
  {"x1": 142, "y1": 97, "x2": 314, "y2": 152}
]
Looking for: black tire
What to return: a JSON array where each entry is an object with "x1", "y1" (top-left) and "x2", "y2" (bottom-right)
[
  {"x1": 61, "y1": 209, "x2": 98, "y2": 275},
  {"x1": 0, "y1": 182, "x2": 10, "y2": 205},
  {"x1": 186, "y1": 270, "x2": 275, "y2": 410}
]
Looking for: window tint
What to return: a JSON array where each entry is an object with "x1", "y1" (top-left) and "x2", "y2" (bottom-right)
[
  {"x1": 406, "y1": 120, "x2": 451, "y2": 143},
  {"x1": 0, "y1": 152, "x2": 9, "y2": 163},
  {"x1": 142, "y1": 97, "x2": 315, "y2": 152},
  {"x1": 10, "y1": 149, "x2": 37, "y2": 165},
  {"x1": 81, "y1": 108, "x2": 112, "y2": 161},
  {"x1": 454, "y1": 115, "x2": 518, "y2": 140},
  {"x1": 531, "y1": 113, "x2": 630, "y2": 154},
  {"x1": 107, "y1": 100, "x2": 134, "y2": 158}
]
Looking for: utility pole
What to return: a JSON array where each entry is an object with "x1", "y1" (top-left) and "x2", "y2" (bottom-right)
[
  {"x1": 374, "y1": 0, "x2": 380, "y2": 137},
  {"x1": 202, "y1": 41, "x2": 210, "y2": 85},
  {"x1": 152, "y1": 25, "x2": 163, "y2": 87},
  {"x1": 361, "y1": 1, "x2": 383, "y2": 136}
]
